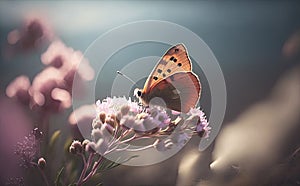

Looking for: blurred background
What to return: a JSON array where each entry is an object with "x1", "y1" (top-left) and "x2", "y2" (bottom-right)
[{"x1": 1, "y1": 1, "x2": 300, "y2": 186}]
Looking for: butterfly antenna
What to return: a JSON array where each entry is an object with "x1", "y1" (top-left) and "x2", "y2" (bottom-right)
[{"x1": 117, "y1": 71, "x2": 139, "y2": 88}]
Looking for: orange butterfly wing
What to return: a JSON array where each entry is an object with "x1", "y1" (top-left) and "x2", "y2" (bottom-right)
[
  {"x1": 143, "y1": 44, "x2": 192, "y2": 93},
  {"x1": 147, "y1": 72, "x2": 201, "y2": 113},
  {"x1": 140, "y1": 43, "x2": 201, "y2": 113}
]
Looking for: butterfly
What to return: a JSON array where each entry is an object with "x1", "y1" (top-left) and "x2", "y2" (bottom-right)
[{"x1": 134, "y1": 44, "x2": 201, "y2": 113}]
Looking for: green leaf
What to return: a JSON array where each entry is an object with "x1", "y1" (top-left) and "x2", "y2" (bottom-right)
[
  {"x1": 49, "y1": 130, "x2": 61, "y2": 149},
  {"x1": 64, "y1": 137, "x2": 73, "y2": 153},
  {"x1": 55, "y1": 167, "x2": 64, "y2": 186}
]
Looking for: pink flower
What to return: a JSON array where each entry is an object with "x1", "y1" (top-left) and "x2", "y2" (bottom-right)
[
  {"x1": 6, "y1": 75, "x2": 31, "y2": 105},
  {"x1": 15, "y1": 128, "x2": 43, "y2": 169},
  {"x1": 89, "y1": 97, "x2": 210, "y2": 153},
  {"x1": 41, "y1": 40, "x2": 94, "y2": 85},
  {"x1": 95, "y1": 97, "x2": 170, "y2": 133},
  {"x1": 28, "y1": 67, "x2": 70, "y2": 112},
  {"x1": 6, "y1": 39, "x2": 95, "y2": 114},
  {"x1": 6, "y1": 17, "x2": 53, "y2": 54}
]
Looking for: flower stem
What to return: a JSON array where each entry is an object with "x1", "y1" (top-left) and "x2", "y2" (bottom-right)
[
  {"x1": 121, "y1": 144, "x2": 155, "y2": 152},
  {"x1": 80, "y1": 156, "x2": 103, "y2": 185},
  {"x1": 31, "y1": 162, "x2": 49, "y2": 186},
  {"x1": 39, "y1": 167, "x2": 50, "y2": 186},
  {"x1": 120, "y1": 134, "x2": 137, "y2": 143},
  {"x1": 77, "y1": 153, "x2": 94, "y2": 186}
]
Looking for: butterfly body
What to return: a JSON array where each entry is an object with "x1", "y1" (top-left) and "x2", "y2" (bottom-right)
[{"x1": 134, "y1": 44, "x2": 201, "y2": 113}]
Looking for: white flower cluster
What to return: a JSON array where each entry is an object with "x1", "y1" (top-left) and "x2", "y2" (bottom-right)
[{"x1": 88, "y1": 97, "x2": 210, "y2": 154}]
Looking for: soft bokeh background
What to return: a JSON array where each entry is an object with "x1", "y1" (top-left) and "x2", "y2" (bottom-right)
[{"x1": 1, "y1": 1, "x2": 300, "y2": 186}]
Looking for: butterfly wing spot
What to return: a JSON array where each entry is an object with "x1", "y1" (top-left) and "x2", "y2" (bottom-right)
[
  {"x1": 167, "y1": 69, "x2": 171, "y2": 73},
  {"x1": 169, "y1": 56, "x2": 177, "y2": 62},
  {"x1": 157, "y1": 69, "x2": 162, "y2": 73},
  {"x1": 160, "y1": 60, "x2": 168, "y2": 66},
  {"x1": 177, "y1": 63, "x2": 182, "y2": 67},
  {"x1": 153, "y1": 76, "x2": 158, "y2": 80},
  {"x1": 162, "y1": 73, "x2": 166, "y2": 77}
]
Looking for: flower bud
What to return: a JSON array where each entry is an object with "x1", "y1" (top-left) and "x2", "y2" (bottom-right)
[
  {"x1": 120, "y1": 105, "x2": 130, "y2": 115},
  {"x1": 99, "y1": 112, "x2": 106, "y2": 123},
  {"x1": 82, "y1": 139, "x2": 90, "y2": 150},
  {"x1": 120, "y1": 115, "x2": 135, "y2": 129},
  {"x1": 105, "y1": 118, "x2": 115, "y2": 128},
  {"x1": 102, "y1": 123, "x2": 115, "y2": 134},
  {"x1": 133, "y1": 120, "x2": 146, "y2": 133},
  {"x1": 109, "y1": 114, "x2": 116, "y2": 122},
  {"x1": 95, "y1": 139, "x2": 108, "y2": 155},
  {"x1": 38, "y1": 157, "x2": 46, "y2": 169},
  {"x1": 69, "y1": 140, "x2": 83, "y2": 154},
  {"x1": 85, "y1": 142, "x2": 96, "y2": 153},
  {"x1": 92, "y1": 118, "x2": 102, "y2": 129},
  {"x1": 69, "y1": 146, "x2": 75, "y2": 154},
  {"x1": 91, "y1": 128, "x2": 103, "y2": 142}
]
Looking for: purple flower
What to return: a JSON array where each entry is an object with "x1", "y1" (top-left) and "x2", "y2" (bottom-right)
[
  {"x1": 188, "y1": 108, "x2": 210, "y2": 138},
  {"x1": 15, "y1": 128, "x2": 42, "y2": 168},
  {"x1": 6, "y1": 177, "x2": 24, "y2": 186},
  {"x1": 172, "y1": 131, "x2": 192, "y2": 148}
]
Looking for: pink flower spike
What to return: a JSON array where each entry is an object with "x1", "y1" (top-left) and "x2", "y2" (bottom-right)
[
  {"x1": 51, "y1": 88, "x2": 72, "y2": 109},
  {"x1": 41, "y1": 40, "x2": 94, "y2": 82},
  {"x1": 6, "y1": 75, "x2": 31, "y2": 104}
]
